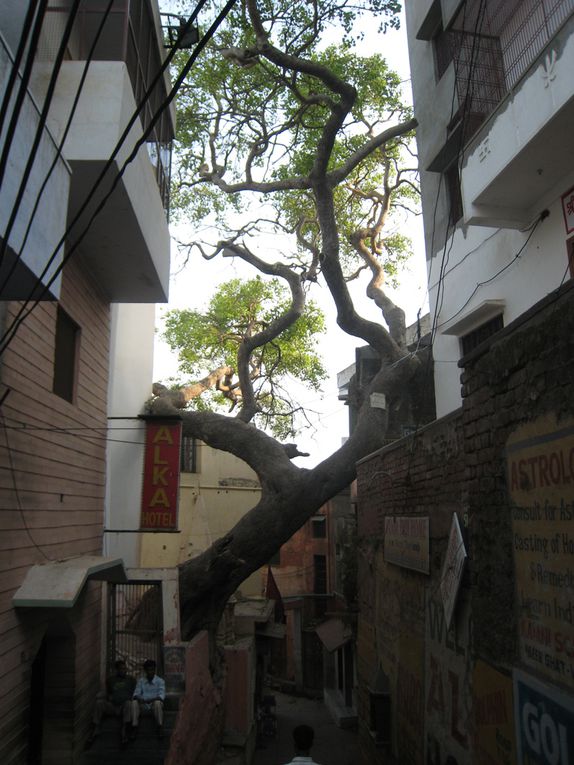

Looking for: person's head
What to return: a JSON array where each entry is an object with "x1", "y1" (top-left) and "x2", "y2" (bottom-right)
[
  {"x1": 143, "y1": 659, "x2": 156, "y2": 680},
  {"x1": 114, "y1": 660, "x2": 127, "y2": 677},
  {"x1": 292, "y1": 724, "x2": 314, "y2": 754}
]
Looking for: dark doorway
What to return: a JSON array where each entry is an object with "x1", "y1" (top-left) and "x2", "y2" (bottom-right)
[
  {"x1": 27, "y1": 625, "x2": 75, "y2": 765},
  {"x1": 27, "y1": 636, "x2": 47, "y2": 764}
]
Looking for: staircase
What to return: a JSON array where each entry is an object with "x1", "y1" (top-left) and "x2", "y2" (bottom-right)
[{"x1": 82, "y1": 699, "x2": 179, "y2": 765}]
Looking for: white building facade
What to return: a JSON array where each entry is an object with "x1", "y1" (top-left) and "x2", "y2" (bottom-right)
[{"x1": 406, "y1": 0, "x2": 574, "y2": 417}]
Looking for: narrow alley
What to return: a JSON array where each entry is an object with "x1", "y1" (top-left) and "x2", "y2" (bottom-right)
[{"x1": 252, "y1": 692, "x2": 358, "y2": 765}]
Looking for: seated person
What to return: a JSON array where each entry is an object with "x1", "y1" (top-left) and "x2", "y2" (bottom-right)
[
  {"x1": 131, "y1": 659, "x2": 166, "y2": 738},
  {"x1": 89, "y1": 659, "x2": 135, "y2": 745}
]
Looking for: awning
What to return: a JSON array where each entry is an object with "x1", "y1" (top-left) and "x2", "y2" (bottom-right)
[
  {"x1": 12, "y1": 556, "x2": 128, "y2": 608},
  {"x1": 315, "y1": 617, "x2": 353, "y2": 653}
]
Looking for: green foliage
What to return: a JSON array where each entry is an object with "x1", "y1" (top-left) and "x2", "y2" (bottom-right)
[{"x1": 161, "y1": 277, "x2": 327, "y2": 437}]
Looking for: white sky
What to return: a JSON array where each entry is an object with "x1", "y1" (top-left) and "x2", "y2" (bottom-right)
[{"x1": 153, "y1": 8, "x2": 428, "y2": 467}]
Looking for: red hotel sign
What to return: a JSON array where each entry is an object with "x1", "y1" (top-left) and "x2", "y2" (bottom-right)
[{"x1": 140, "y1": 420, "x2": 182, "y2": 530}]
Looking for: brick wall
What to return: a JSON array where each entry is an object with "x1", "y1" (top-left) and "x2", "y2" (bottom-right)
[{"x1": 356, "y1": 280, "x2": 574, "y2": 765}]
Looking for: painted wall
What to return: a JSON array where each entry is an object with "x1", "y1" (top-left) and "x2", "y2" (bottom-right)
[
  {"x1": 0, "y1": 257, "x2": 111, "y2": 762},
  {"x1": 405, "y1": 2, "x2": 574, "y2": 419},
  {"x1": 104, "y1": 303, "x2": 156, "y2": 567}
]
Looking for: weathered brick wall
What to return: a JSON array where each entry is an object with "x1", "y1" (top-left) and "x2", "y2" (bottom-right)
[
  {"x1": 356, "y1": 280, "x2": 574, "y2": 765},
  {"x1": 356, "y1": 412, "x2": 466, "y2": 765},
  {"x1": 463, "y1": 282, "x2": 574, "y2": 668}
]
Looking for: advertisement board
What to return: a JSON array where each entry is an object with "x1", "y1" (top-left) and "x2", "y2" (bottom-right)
[
  {"x1": 384, "y1": 516, "x2": 430, "y2": 574},
  {"x1": 140, "y1": 419, "x2": 182, "y2": 530},
  {"x1": 507, "y1": 417, "x2": 574, "y2": 689},
  {"x1": 513, "y1": 669, "x2": 574, "y2": 765}
]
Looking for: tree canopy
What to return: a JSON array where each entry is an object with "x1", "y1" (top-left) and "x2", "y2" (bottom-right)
[
  {"x1": 152, "y1": 0, "x2": 423, "y2": 645},
  {"x1": 160, "y1": 276, "x2": 326, "y2": 438}
]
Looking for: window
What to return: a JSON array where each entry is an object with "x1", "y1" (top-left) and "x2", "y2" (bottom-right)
[
  {"x1": 53, "y1": 307, "x2": 79, "y2": 402},
  {"x1": 460, "y1": 314, "x2": 504, "y2": 356},
  {"x1": 313, "y1": 555, "x2": 327, "y2": 594},
  {"x1": 445, "y1": 163, "x2": 463, "y2": 225},
  {"x1": 180, "y1": 435, "x2": 197, "y2": 473},
  {"x1": 311, "y1": 516, "x2": 326, "y2": 538}
]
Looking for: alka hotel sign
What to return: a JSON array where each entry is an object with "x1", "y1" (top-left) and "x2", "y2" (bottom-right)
[{"x1": 140, "y1": 418, "x2": 182, "y2": 530}]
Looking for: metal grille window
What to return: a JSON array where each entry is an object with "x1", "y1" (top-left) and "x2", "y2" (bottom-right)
[
  {"x1": 107, "y1": 582, "x2": 163, "y2": 676},
  {"x1": 433, "y1": 0, "x2": 573, "y2": 129},
  {"x1": 461, "y1": 313, "x2": 504, "y2": 356}
]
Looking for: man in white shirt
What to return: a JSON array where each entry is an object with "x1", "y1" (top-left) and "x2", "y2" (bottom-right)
[
  {"x1": 282, "y1": 724, "x2": 322, "y2": 765},
  {"x1": 131, "y1": 659, "x2": 166, "y2": 738}
]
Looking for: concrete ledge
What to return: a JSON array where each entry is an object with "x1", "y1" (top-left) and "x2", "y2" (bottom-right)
[{"x1": 324, "y1": 688, "x2": 357, "y2": 729}]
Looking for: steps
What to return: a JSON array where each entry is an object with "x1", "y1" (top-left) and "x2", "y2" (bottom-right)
[{"x1": 81, "y1": 706, "x2": 178, "y2": 765}]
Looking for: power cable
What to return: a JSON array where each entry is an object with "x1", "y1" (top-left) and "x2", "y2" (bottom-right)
[
  {"x1": 0, "y1": 0, "x2": 84, "y2": 271},
  {"x1": 0, "y1": 0, "x2": 42, "y2": 138},
  {"x1": 0, "y1": 410, "x2": 52, "y2": 561},
  {"x1": 0, "y1": 0, "x2": 49, "y2": 192},
  {"x1": 0, "y1": 0, "x2": 231, "y2": 357},
  {"x1": 434, "y1": 213, "x2": 545, "y2": 331},
  {"x1": 0, "y1": 0, "x2": 116, "y2": 296}
]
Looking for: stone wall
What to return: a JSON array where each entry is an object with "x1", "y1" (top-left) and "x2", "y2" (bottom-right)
[{"x1": 356, "y1": 280, "x2": 574, "y2": 765}]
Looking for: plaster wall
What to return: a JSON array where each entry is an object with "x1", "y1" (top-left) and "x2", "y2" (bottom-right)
[
  {"x1": 165, "y1": 631, "x2": 225, "y2": 765},
  {"x1": 104, "y1": 304, "x2": 156, "y2": 566},
  {"x1": 429, "y1": 191, "x2": 572, "y2": 417}
]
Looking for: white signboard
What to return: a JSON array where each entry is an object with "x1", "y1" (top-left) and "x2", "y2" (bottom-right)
[
  {"x1": 384, "y1": 516, "x2": 429, "y2": 574},
  {"x1": 440, "y1": 513, "x2": 467, "y2": 629}
]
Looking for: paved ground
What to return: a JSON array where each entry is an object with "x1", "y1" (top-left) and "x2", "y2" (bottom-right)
[{"x1": 252, "y1": 691, "x2": 358, "y2": 765}]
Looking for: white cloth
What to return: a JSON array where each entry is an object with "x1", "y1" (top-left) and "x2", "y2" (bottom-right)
[
  {"x1": 281, "y1": 758, "x2": 321, "y2": 765},
  {"x1": 133, "y1": 674, "x2": 165, "y2": 702}
]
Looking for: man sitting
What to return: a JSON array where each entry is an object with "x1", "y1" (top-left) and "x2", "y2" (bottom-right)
[
  {"x1": 89, "y1": 659, "x2": 135, "y2": 745},
  {"x1": 131, "y1": 659, "x2": 166, "y2": 738}
]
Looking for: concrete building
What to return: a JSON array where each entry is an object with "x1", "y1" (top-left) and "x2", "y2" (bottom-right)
[
  {"x1": 0, "y1": 2, "x2": 172, "y2": 762},
  {"x1": 408, "y1": 0, "x2": 574, "y2": 417},
  {"x1": 353, "y1": 2, "x2": 574, "y2": 764}
]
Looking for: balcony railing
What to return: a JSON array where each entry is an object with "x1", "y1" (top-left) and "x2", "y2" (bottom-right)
[
  {"x1": 43, "y1": 1, "x2": 173, "y2": 214},
  {"x1": 436, "y1": 0, "x2": 574, "y2": 133}
]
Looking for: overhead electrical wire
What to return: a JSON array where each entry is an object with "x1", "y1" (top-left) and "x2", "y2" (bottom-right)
[
  {"x1": 0, "y1": 0, "x2": 84, "y2": 271},
  {"x1": 0, "y1": 0, "x2": 237, "y2": 358},
  {"x1": 0, "y1": 0, "x2": 116, "y2": 296},
  {"x1": 0, "y1": 0, "x2": 49, "y2": 192},
  {"x1": 0, "y1": 0, "x2": 43, "y2": 140}
]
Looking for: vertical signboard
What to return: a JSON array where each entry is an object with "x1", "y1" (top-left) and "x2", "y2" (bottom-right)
[
  {"x1": 506, "y1": 417, "x2": 574, "y2": 690},
  {"x1": 440, "y1": 513, "x2": 467, "y2": 629},
  {"x1": 140, "y1": 419, "x2": 182, "y2": 530},
  {"x1": 513, "y1": 669, "x2": 574, "y2": 765},
  {"x1": 472, "y1": 661, "x2": 516, "y2": 765}
]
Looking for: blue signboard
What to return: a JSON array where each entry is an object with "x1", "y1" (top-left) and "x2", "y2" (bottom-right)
[{"x1": 513, "y1": 669, "x2": 574, "y2": 765}]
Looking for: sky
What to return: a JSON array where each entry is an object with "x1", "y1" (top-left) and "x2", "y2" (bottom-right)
[{"x1": 153, "y1": 5, "x2": 428, "y2": 467}]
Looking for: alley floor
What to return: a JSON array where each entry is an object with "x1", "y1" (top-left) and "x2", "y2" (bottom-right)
[{"x1": 252, "y1": 691, "x2": 358, "y2": 765}]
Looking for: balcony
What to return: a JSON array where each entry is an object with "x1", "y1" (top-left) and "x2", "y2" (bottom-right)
[
  {"x1": 33, "y1": 0, "x2": 174, "y2": 301},
  {"x1": 0, "y1": 33, "x2": 70, "y2": 301},
  {"x1": 461, "y1": 3, "x2": 574, "y2": 228}
]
